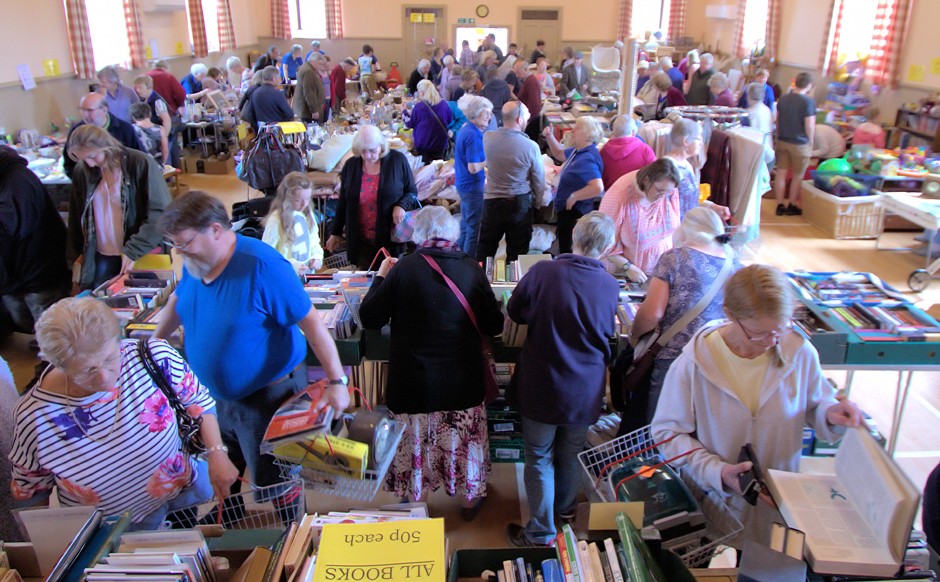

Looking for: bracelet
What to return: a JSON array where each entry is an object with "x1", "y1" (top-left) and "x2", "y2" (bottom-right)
[{"x1": 205, "y1": 445, "x2": 229, "y2": 455}]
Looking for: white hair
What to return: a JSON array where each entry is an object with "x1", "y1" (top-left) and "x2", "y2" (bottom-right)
[
  {"x1": 700, "y1": 53, "x2": 714, "y2": 67},
  {"x1": 35, "y1": 298, "x2": 121, "y2": 369},
  {"x1": 226, "y1": 56, "x2": 242, "y2": 69},
  {"x1": 351, "y1": 124, "x2": 389, "y2": 157},
  {"x1": 575, "y1": 116, "x2": 604, "y2": 145},
  {"x1": 443, "y1": 55, "x2": 454, "y2": 66},
  {"x1": 658, "y1": 56, "x2": 673, "y2": 69},
  {"x1": 573, "y1": 212, "x2": 615, "y2": 258},
  {"x1": 458, "y1": 94, "x2": 494, "y2": 121},
  {"x1": 673, "y1": 206, "x2": 729, "y2": 250},
  {"x1": 668, "y1": 118, "x2": 702, "y2": 149},
  {"x1": 412, "y1": 206, "x2": 459, "y2": 244},
  {"x1": 708, "y1": 72, "x2": 729, "y2": 92},
  {"x1": 291, "y1": 44, "x2": 303, "y2": 54},
  {"x1": 191, "y1": 63, "x2": 209, "y2": 77},
  {"x1": 612, "y1": 115, "x2": 639, "y2": 138},
  {"x1": 746, "y1": 82, "x2": 766, "y2": 105},
  {"x1": 418, "y1": 59, "x2": 431, "y2": 72}
]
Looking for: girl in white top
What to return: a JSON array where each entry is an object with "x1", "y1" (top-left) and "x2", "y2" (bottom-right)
[{"x1": 263, "y1": 171, "x2": 324, "y2": 274}]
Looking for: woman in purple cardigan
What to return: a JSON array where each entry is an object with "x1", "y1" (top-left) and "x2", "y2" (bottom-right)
[
  {"x1": 504, "y1": 212, "x2": 620, "y2": 548},
  {"x1": 404, "y1": 80, "x2": 453, "y2": 164}
]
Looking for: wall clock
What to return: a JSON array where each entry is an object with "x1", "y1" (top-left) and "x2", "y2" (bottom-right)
[{"x1": 476, "y1": 4, "x2": 489, "y2": 18}]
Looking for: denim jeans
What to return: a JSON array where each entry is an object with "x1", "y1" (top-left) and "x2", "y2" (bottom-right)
[
  {"x1": 457, "y1": 188, "x2": 484, "y2": 260},
  {"x1": 521, "y1": 416, "x2": 589, "y2": 544},
  {"x1": 130, "y1": 459, "x2": 213, "y2": 531}
]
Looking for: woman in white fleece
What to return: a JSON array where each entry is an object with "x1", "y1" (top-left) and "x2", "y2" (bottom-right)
[{"x1": 651, "y1": 264, "x2": 862, "y2": 548}]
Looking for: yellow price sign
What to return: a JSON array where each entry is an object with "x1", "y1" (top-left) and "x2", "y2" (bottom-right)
[
  {"x1": 931, "y1": 58, "x2": 940, "y2": 76},
  {"x1": 145, "y1": 46, "x2": 152, "y2": 60},
  {"x1": 175, "y1": 41, "x2": 185, "y2": 55},
  {"x1": 42, "y1": 59, "x2": 60, "y2": 77},
  {"x1": 410, "y1": 12, "x2": 423, "y2": 22},
  {"x1": 424, "y1": 13, "x2": 435, "y2": 22},
  {"x1": 908, "y1": 64, "x2": 926, "y2": 83}
]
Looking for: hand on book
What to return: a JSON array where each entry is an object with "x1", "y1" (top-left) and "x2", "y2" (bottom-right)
[{"x1": 826, "y1": 398, "x2": 862, "y2": 428}]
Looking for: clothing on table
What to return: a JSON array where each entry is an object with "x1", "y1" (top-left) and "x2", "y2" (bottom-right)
[
  {"x1": 600, "y1": 136, "x2": 657, "y2": 190},
  {"x1": 405, "y1": 99, "x2": 453, "y2": 156},
  {"x1": 67, "y1": 149, "x2": 170, "y2": 289},
  {"x1": 598, "y1": 170, "x2": 681, "y2": 275},
  {"x1": 516, "y1": 74, "x2": 543, "y2": 119},
  {"x1": 261, "y1": 208, "x2": 324, "y2": 274},
  {"x1": 812, "y1": 124, "x2": 847, "y2": 159},
  {"x1": 292, "y1": 62, "x2": 326, "y2": 123},
  {"x1": 666, "y1": 67, "x2": 685, "y2": 91},
  {"x1": 173, "y1": 235, "x2": 312, "y2": 402},
  {"x1": 651, "y1": 321, "x2": 846, "y2": 548},
  {"x1": 699, "y1": 129, "x2": 733, "y2": 208},
  {"x1": 777, "y1": 92, "x2": 816, "y2": 145},
  {"x1": 63, "y1": 115, "x2": 145, "y2": 178},
  {"x1": 9, "y1": 339, "x2": 215, "y2": 523},
  {"x1": 686, "y1": 68, "x2": 715, "y2": 106},
  {"x1": 243, "y1": 83, "x2": 295, "y2": 132},
  {"x1": 332, "y1": 150, "x2": 419, "y2": 266},
  {"x1": 103, "y1": 84, "x2": 142, "y2": 124},
  {"x1": 282, "y1": 55, "x2": 303, "y2": 80},
  {"x1": 145, "y1": 69, "x2": 186, "y2": 112},
  {"x1": 385, "y1": 406, "x2": 490, "y2": 501},
  {"x1": 358, "y1": 173, "x2": 380, "y2": 241},
  {"x1": 481, "y1": 79, "x2": 513, "y2": 126}
]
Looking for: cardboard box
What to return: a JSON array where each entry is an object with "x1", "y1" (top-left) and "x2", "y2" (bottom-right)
[
  {"x1": 181, "y1": 155, "x2": 200, "y2": 174},
  {"x1": 202, "y1": 155, "x2": 235, "y2": 175}
]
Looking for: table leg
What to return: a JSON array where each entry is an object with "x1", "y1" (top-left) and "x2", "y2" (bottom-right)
[
  {"x1": 842, "y1": 369, "x2": 855, "y2": 396},
  {"x1": 887, "y1": 370, "x2": 915, "y2": 457}
]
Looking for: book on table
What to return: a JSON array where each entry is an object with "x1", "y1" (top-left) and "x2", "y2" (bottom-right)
[{"x1": 764, "y1": 426, "x2": 920, "y2": 578}]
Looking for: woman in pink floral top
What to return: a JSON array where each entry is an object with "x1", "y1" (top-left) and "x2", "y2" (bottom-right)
[{"x1": 9, "y1": 298, "x2": 238, "y2": 530}]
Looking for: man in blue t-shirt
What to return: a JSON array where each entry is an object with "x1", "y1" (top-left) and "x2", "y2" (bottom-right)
[{"x1": 153, "y1": 191, "x2": 349, "y2": 504}]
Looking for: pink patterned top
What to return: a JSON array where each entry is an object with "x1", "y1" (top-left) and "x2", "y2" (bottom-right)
[{"x1": 598, "y1": 170, "x2": 681, "y2": 275}]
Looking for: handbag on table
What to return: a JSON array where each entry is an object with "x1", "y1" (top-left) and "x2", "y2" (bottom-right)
[{"x1": 421, "y1": 254, "x2": 499, "y2": 404}]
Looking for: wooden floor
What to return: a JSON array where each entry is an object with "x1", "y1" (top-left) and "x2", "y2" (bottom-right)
[{"x1": 3, "y1": 172, "x2": 939, "y2": 551}]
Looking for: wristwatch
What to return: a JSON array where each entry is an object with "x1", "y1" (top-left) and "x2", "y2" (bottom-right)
[{"x1": 328, "y1": 375, "x2": 349, "y2": 386}]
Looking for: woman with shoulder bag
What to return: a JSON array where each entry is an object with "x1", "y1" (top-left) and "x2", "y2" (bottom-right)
[
  {"x1": 617, "y1": 207, "x2": 742, "y2": 435},
  {"x1": 404, "y1": 80, "x2": 453, "y2": 164}
]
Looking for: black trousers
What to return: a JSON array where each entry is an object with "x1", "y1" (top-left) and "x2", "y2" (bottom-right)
[
  {"x1": 476, "y1": 195, "x2": 533, "y2": 263},
  {"x1": 555, "y1": 207, "x2": 586, "y2": 255}
]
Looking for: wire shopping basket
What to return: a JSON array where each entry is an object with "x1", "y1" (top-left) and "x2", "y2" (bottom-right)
[
  {"x1": 324, "y1": 252, "x2": 351, "y2": 270},
  {"x1": 165, "y1": 478, "x2": 305, "y2": 530},
  {"x1": 272, "y1": 420, "x2": 404, "y2": 502},
  {"x1": 578, "y1": 426, "x2": 742, "y2": 568}
]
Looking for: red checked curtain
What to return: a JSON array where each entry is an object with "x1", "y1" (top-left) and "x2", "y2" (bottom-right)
[
  {"x1": 187, "y1": 0, "x2": 209, "y2": 57},
  {"x1": 617, "y1": 0, "x2": 633, "y2": 40},
  {"x1": 868, "y1": 0, "x2": 912, "y2": 89},
  {"x1": 819, "y1": 0, "x2": 845, "y2": 77},
  {"x1": 668, "y1": 0, "x2": 686, "y2": 40},
  {"x1": 764, "y1": 0, "x2": 782, "y2": 63},
  {"x1": 731, "y1": 0, "x2": 748, "y2": 57},
  {"x1": 217, "y1": 0, "x2": 236, "y2": 52},
  {"x1": 63, "y1": 0, "x2": 96, "y2": 78},
  {"x1": 271, "y1": 0, "x2": 291, "y2": 40},
  {"x1": 326, "y1": 0, "x2": 344, "y2": 40},
  {"x1": 124, "y1": 0, "x2": 147, "y2": 69}
]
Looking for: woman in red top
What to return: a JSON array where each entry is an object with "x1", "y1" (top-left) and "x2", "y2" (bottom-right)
[{"x1": 326, "y1": 125, "x2": 419, "y2": 269}]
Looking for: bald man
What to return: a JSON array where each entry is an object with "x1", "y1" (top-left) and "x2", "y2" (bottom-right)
[{"x1": 62, "y1": 93, "x2": 144, "y2": 178}]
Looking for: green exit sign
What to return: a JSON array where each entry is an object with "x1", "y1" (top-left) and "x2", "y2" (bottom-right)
[{"x1": 457, "y1": 17, "x2": 476, "y2": 24}]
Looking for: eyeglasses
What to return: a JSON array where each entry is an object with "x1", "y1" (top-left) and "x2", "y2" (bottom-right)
[
  {"x1": 69, "y1": 351, "x2": 121, "y2": 383},
  {"x1": 78, "y1": 106, "x2": 105, "y2": 113},
  {"x1": 735, "y1": 318, "x2": 794, "y2": 343},
  {"x1": 165, "y1": 232, "x2": 199, "y2": 251}
]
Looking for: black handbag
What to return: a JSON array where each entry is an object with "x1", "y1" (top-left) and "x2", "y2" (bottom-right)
[
  {"x1": 242, "y1": 129, "x2": 305, "y2": 191},
  {"x1": 136, "y1": 341, "x2": 206, "y2": 457}
]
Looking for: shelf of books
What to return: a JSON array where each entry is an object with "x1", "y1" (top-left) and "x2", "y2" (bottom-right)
[{"x1": 788, "y1": 271, "x2": 940, "y2": 366}]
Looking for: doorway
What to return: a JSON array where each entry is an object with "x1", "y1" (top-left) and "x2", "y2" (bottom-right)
[
  {"x1": 517, "y1": 9, "x2": 560, "y2": 66},
  {"x1": 402, "y1": 7, "x2": 446, "y2": 71}
]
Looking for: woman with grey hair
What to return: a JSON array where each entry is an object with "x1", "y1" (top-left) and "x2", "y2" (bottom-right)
[
  {"x1": 359, "y1": 206, "x2": 503, "y2": 521},
  {"x1": 664, "y1": 119, "x2": 732, "y2": 221},
  {"x1": 326, "y1": 125, "x2": 419, "y2": 268},
  {"x1": 542, "y1": 116, "x2": 605, "y2": 254},
  {"x1": 600, "y1": 114, "x2": 656, "y2": 189},
  {"x1": 439, "y1": 54, "x2": 457, "y2": 94},
  {"x1": 708, "y1": 72, "x2": 735, "y2": 107},
  {"x1": 181, "y1": 63, "x2": 209, "y2": 98},
  {"x1": 407, "y1": 59, "x2": 432, "y2": 95},
  {"x1": 9, "y1": 297, "x2": 238, "y2": 530},
  {"x1": 226, "y1": 56, "x2": 252, "y2": 94},
  {"x1": 96, "y1": 66, "x2": 138, "y2": 124},
  {"x1": 621, "y1": 207, "x2": 743, "y2": 432},
  {"x1": 455, "y1": 94, "x2": 494, "y2": 259}
]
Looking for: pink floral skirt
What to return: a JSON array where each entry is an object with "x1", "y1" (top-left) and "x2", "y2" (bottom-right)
[{"x1": 384, "y1": 405, "x2": 490, "y2": 501}]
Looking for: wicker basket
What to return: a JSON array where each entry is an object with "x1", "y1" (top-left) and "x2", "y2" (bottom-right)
[{"x1": 802, "y1": 181, "x2": 885, "y2": 239}]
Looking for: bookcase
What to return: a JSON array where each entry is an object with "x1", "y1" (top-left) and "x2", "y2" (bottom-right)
[{"x1": 891, "y1": 107, "x2": 940, "y2": 151}]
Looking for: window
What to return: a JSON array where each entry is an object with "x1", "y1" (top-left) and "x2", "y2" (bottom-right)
[
  {"x1": 201, "y1": 0, "x2": 220, "y2": 53},
  {"x1": 741, "y1": 0, "x2": 769, "y2": 51},
  {"x1": 85, "y1": 0, "x2": 131, "y2": 70},
  {"x1": 289, "y1": 0, "x2": 328, "y2": 39},
  {"x1": 837, "y1": 0, "x2": 878, "y2": 62},
  {"x1": 631, "y1": 0, "x2": 670, "y2": 41},
  {"x1": 455, "y1": 27, "x2": 509, "y2": 58}
]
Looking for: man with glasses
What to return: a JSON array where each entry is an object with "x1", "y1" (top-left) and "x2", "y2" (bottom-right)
[
  {"x1": 62, "y1": 93, "x2": 144, "y2": 178},
  {"x1": 153, "y1": 191, "x2": 350, "y2": 521}
]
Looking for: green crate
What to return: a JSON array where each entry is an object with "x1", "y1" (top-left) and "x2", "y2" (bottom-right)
[
  {"x1": 306, "y1": 328, "x2": 363, "y2": 367},
  {"x1": 490, "y1": 435, "x2": 525, "y2": 463}
]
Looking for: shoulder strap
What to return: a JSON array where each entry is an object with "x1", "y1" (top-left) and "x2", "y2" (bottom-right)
[
  {"x1": 657, "y1": 244, "x2": 734, "y2": 346},
  {"x1": 420, "y1": 254, "x2": 484, "y2": 343},
  {"x1": 137, "y1": 340, "x2": 177, "y2": 402},
  {"x1": 423, "y1": 101, "x2": 450, "y2": 141}
]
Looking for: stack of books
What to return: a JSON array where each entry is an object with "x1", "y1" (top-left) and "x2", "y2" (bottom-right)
[{"x1": 825, "y1": 302, "x2": 940, "y2": 341}]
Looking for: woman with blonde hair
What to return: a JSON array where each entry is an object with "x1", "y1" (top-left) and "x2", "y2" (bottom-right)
[
  {"x1": 651, "y1": 264, "x2": 862, "y2": 548},
  {"x1": 66, "y1": 125, "x2": 171, "y2": 289},
  {"x1": 10, "y1": 297, "x2": 237, "y2": 530},
  {"x1": 404, "y1": 79, "x2": 453, "y2": 164},
  {"x1": 263, "y1": 172, "x2": 324, "y2": 274}
]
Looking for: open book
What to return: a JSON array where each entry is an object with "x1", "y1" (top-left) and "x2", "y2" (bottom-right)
[{"x1": 765, "y1": 426, "x2": 920, "y2": 578}]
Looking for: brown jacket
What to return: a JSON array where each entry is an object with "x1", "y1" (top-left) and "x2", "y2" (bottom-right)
[{"x1": 293, "y1": 62, "x2": 325, "y2": 121}]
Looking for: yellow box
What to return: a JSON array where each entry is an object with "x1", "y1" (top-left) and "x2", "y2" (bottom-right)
[{"x1": 274, "y1": 435, "x2": 369, "y2": 476}]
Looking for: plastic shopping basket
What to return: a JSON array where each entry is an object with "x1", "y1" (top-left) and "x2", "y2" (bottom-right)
[{"x1": 578, "y1": 426, "x2": 743, "y2": 567}]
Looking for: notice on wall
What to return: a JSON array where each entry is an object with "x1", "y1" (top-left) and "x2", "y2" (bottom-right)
[
  {"x1": 150, "y1": 39, "x2": 160, "y2": 58},
  {"x1": 175, "y1": 41, "x2": 185, "y2": 55},
  {"x1": 410, "y1": 12, "x2": 423, "y2": 22},
  {"x1": 908, "y1": 64, "x2": 926, "y2": 83},
  {"x1": 313, "y1": 519, "x2": 445, "y2": 582},
  {"x1": 16, "y1": 64, "x2": 36, "y2": 90},
  {"x1": 424, "y1": 13, "x2": 435, "y2": 23},
  {"x1": 42, "y1": 59, "x2": 60, "y2": 77},
  {"x1": 931, "y1": 58, "x2": 940, "y2": 76}
]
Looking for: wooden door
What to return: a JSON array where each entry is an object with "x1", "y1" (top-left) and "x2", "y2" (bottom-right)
[{"x1": 518, "y1": 10, "x2": 560, "y2": 65}]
